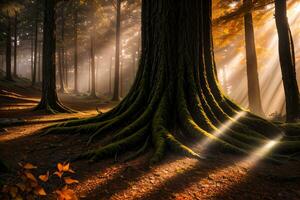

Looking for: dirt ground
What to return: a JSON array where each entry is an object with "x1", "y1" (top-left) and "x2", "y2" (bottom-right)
[{"x1": 1, "y1": 78, "x2": 300, "y2": 200}]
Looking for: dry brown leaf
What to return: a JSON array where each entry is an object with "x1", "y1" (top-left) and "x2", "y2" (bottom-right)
[
  {"x1": 16, "y1": 183, "x2": 26, "y2": 192},
  {"x1": 64, "y1": 177, "x2": 79, "y2": 185},
  {"x1": 57, "y1": 163, "x2": 64, "y2": 172},
  {"x1": 62, "y1": 163, "x2": 70, "y2": 172},
  {"x1": 23, "y1": 163, "x2": 37, "y2": 170},
  {"x1": 9, "y1": 186, "x2": 18, "y2": 198},
  {"x1": 54, "y1": 171, "x2": 64, "y2": 178},
  {"x1": 24, "y1": 171, "x2": 37, "y2": 183},
  {"x1": 55, "y1": 186, "x2": 78, "y2": 200},
  {"x1": 34, "y1": 185, "x2": 47, "y2": 196},
  {"x1": 39, "y1": 171, "x2": 50, "y2": 182}
]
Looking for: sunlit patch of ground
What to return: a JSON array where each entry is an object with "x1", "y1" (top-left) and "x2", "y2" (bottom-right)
[{"x1": 0, "y1": 85, "x2": 300, "y2": 200}]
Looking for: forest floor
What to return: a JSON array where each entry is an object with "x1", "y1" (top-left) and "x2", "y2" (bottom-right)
[{"x1": 1, "y1": 78, "x2": 300, "y2": 200}]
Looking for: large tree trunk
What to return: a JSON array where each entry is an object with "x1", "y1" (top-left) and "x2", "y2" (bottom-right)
[
  {"x1": 112, "y1": 0, "x2": 121, "y2": 101},
  {"x1": 5, "y1": 17, "x2": 13, "y2": 81},
  {"x1": 34, "y1": 0, "x2": 73, "y2": 114},
  {"x1": 243, "y1": 0, "x2": 264, "y2": 116},
  {"x1": 73, "y1": 8, "x2": 79, "y2": 94},
  {"x1": 13, "y1": 14, "x2": 17, "y2": 77},
  {"x1": 275, "y1": 0, "x2": 300, "y2": 122},
  {"x1": 46, "y1": 0, "x2": 300, "y2": 164}
]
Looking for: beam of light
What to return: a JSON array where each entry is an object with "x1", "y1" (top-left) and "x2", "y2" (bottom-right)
[
  {"x1": 243, "y1": 134, "x2": 283, "y2": 166},
  {"x1": 215, "y1": 0, "x2": 300, "y2": 117},
  {"x1": 228, "y1": 1, "x2": 238, "y2": 9},
  {"x1": 195, "y1": 111, "x2": 246, "y2": 152}
]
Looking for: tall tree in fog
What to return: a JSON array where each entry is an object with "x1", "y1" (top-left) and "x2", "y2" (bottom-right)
[
  {"x1": 13, "y1": 12, "x2": 18, "y2": 77},
  {"x1": 112, "y1": 0, "x2": 121, "y2": 101},
  {"x1": 32, "y1": 1, "x2": 40, "y2": 86},
  {"x1": 243, "y1": 0, "x2": 264, "y2": 116},
  {"x1": 35, "y1": 0, "x2": 73, "y2": 113},
  {"x1": 58, "y1": 4, "x2": 66, "y2": 93},
  {"x1": 5, "y1": 16, "x2": 12, "y2": 81},
  {"x1": 73, "y1": 0, "x2": 79, "y2": 94},
  {"x1": 275, "y1": 0, "x2": 299, "y2": 122}
]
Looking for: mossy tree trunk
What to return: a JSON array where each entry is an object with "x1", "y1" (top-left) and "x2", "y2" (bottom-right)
[
  {"x1": 34, "y1": 0, "x2": 73, "y2": 114},
  {"x1": 243, "y1": 0, "x2": 264, "y2": 116},
  {"x1": 46, "y1": 0, "x2": 300, "y2": 163},
  {"x1": 275, "y1": 0, "x2": 300, "y2": 122}
]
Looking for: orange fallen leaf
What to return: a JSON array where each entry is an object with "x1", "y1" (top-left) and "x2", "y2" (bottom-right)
[
  {"x1": 23, "y1": 163, "x2": 37, "y2": 170},
  {"x1": 9, "y1": 186, "x2": 18, "y2": 198},
  {"x1": 55, "y1": 186, "x2": 78, "y2": 200},
  {"x1": 24, "y1": 171, "x2": 37, "y2": 182},
  {"x1": 57, "y1": 163, "x2": 64, "y2": 172},
  {"x1": 34, "y1": 185, "x2": 47, "y2": 196},
  {"x1": 62, "y1": 163, "x2": 70, "y2": 172},
  {"x1": 64, "y1": 177, "x2": 79, "y2": 185},
  {"x1": 16, "y1": 183, "x2": 26, "y2": 192},
  {"x1": 54, "y1": 171, "x2": 64, "y2": 178},
  {"x1": 39, "y1": 171, "x2": 50, "y2": 182}
]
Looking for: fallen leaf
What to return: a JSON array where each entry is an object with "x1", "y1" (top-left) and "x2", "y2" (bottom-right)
[
  {"x1": 9, "y1": 186, "x2": 18, "y2": 198},
  {"x1": 23, "y1": 163, "x2": 37, "y2": 170},
  {"x1": 24, "y1": 172, "x2": 37, "y2": 182},
  {"x1": 39, "y1": 171, "x2": 50, "y2": 182},
  {"x1": 54, "y1": 171, "x2": 64, "y2": 178},
  {"x1": 64, "y1": 177, "x2": 79, "y2": 185},
  {"x1": 34, "y1": 185, "x2": 47, "y2": 196}
]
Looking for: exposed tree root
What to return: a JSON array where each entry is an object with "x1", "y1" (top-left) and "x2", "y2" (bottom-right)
[{"x1": 42, "y1": 0, "x2": 300, "y2": 166}]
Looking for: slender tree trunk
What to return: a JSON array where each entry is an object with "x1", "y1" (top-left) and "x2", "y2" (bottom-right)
[
  {"x1": 112, "y1": 0, "x2": 121, "y2": 101},
  {"x1": 58, "y1": 47, "x2": 65, "y2": 92},
  {"x1": 13, "y1": 13, "x2": 17, "y2": 77},
  {"x1": 32, "y1": 18, "x2": 38, "y2": 85},
  {"x1": 90, "y1": 35, "x2": 96, "y2": 98},
  {"x1": 243, "y1": 0, "x2": 264, "y2": 116},
  {"x1": 65, "y1": 51, "x2": 68, "y2": 89},
  {"x1": 6, "y1": 17, "x2": 13, "y2": 81},
  {"x1": 58, "y1": 6, "x2": 66, "y2": 93},
  {"x1": 38, "y1": 40, "x2": 41, "y2": 82},
  {"x1": 275, "y1": 0, "x2": 300, "y2": 122},
  {"x1": 109, "y1": 56, "x2": 112, "y2": 95},
  {"x1": 31, "y1": 31, "x2": 34, "y2": 81},
  {"x1": 74, "y1": 8, "x2": 79, "y2": 94},
  {"x1": 35, "y1": 0, "x2": 72, "y2": 113}
]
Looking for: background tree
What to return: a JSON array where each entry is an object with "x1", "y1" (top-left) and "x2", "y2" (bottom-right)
[
  {"x1": 112, "y1": 0, "x2": 121, "y2": 101},
  {"x1": 243, "y1": 0, "x2": 264, "y2": 116},
  {"x1": 34, "y1": 0, "x2": 73, "y2": 113},
  {"x1": 275, "y1": 0, "x2": 300, "y2": 122}
]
